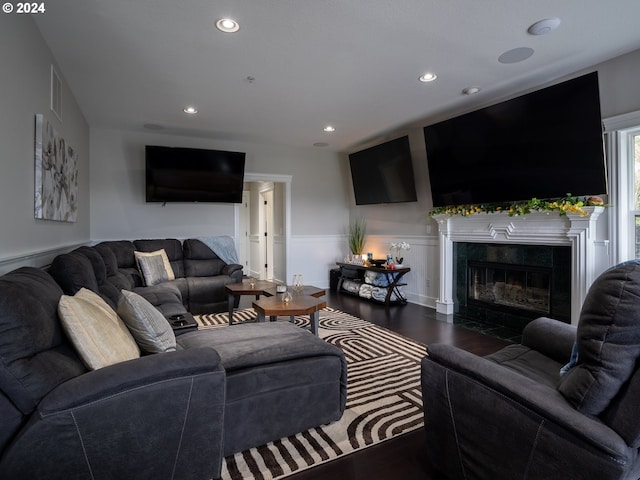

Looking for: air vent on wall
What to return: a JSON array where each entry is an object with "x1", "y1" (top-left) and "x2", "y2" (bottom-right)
[{"x1": 50, "y1": 65, "x2": 61, "y2": 120}]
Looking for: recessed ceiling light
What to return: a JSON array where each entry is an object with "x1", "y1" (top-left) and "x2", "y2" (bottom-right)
[
  {"x1": 419, "y1": 73, "x2": 437, "y2": 83},
  {"x1": 323, "y1": 125, "x2": 336, "y2": 132},
  {"x1": 462, "y1": 86, "x2": 481, "y2": 95},
  {"x1": 183, "y1": 106, "x2": 198, "y2": 114},
  {"x1": 216, "y1": 18, "x2": 240, "y2": 33},
  {"x1": 528, "y1": 17, "x2": 561, "y2": 36},
  {"x1": 314, "y1": 142, "x2": 329, "y2": 147}
]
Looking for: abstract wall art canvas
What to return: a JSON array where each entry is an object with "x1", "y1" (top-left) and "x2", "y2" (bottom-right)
[{"x1": 34, "y1": 114, "x2": 78, "y2": 222}]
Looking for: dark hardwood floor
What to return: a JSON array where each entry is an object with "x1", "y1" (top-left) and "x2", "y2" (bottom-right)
[{"x1": 268, "y1": 290, "x2": 512, "y2": 480}]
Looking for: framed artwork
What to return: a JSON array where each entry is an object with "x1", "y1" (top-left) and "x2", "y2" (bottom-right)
[{"x1": 34, "y1": 114, "x2": 78, "y2": 222}]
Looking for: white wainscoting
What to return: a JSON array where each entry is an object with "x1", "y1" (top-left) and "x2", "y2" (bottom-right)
[
  {"x1": 288, "y1": 234, "x2": 347, "y2": 288},
  {"x1": 272, "y1": 234, "x2": 286, "y2": 284}
]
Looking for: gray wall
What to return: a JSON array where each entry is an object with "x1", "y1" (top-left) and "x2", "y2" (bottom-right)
[
  {"x1": 0, "y1": 16, "x2": 89, "y2": 272},
  {"x1": 89, "y1": 128, "x2": 350, "y2": 240}
]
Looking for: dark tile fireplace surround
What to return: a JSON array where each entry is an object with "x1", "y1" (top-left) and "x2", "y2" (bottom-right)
[{"x1": 454, "y1": 243, "x2": 571, "y2": 332}]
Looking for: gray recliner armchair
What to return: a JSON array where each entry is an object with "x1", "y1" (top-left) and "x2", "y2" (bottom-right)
[{"x1": 421, "y1": 259, "x2": 640, "y2": 479}]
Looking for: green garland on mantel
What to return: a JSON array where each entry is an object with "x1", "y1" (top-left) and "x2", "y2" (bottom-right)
[{"x1": 428, "y1": 194, "x2": 605, "y2": 218}]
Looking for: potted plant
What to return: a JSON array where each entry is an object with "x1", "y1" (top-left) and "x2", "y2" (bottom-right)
[{"x1": 348, "y1": 217, "x2": 367, "y2": 256}]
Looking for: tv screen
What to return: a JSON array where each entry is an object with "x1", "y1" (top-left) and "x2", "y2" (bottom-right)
[
  {"x1": 348, "y1": 136, "x2": 418, "y2": 205},
  {"x1": 424, "y1": 72, "x2": 607, "y2": 207},
  {"x1": 145, "y1": 145, "x2": 245, "y2": 203}
]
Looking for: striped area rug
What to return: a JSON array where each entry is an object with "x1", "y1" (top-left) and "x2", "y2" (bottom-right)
[{"x1": 195, "y1": 307, "x2": 427, "y2": 480}]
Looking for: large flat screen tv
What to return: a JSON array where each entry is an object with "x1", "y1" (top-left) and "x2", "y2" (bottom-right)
[
  {"x1": 424, "y1": 72, "x2": 607, "y2": 207},
  {"x1": 348, "y1": 135, "x2": 418, "y2": 205},
  {"x1": 145, "y1": 145, "x2": 245, "y2": 203}
]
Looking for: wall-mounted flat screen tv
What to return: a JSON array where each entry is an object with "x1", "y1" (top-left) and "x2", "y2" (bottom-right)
[
  {"x1": 424, "y1": 72, "x2": 607, "y2": 207},
  {"x1": 145, "y1": 145, "x2": 245, "y2": 203},
  {"x1": 348, "y1": 135, "x2": 418, "y2": 205}
]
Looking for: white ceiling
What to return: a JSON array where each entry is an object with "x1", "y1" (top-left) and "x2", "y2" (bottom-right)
[{"x1": 34, "y1": 0, "x2": 640, "y2": 152}]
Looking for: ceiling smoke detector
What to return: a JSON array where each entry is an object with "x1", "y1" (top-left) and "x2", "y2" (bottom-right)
[{"x1": 528, "y1": 17, "x2": 561, "y2": 35}]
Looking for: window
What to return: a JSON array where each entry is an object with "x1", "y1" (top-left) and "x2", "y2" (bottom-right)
[
  {"x1": 604, "y1": 111, "x2": 640, "y2": 264},
  {"x1": 632, "y1": 132, "x2": 640, "y2": 257}
]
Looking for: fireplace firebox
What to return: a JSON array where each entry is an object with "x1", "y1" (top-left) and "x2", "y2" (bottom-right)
[
  {"x1": 468, "y1": 261, "x2": 551, "y2": 315},
  {"x1": 454, "y1": 243, "x2": 571, "y2": 331}
]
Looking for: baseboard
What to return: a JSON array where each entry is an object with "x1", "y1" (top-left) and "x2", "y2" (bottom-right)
[{"x1": 405, "y1": 292, "x2": 437, "y2": 310}]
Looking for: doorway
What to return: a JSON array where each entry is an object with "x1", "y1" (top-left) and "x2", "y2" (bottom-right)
[{"x1": 235, "y1": 173, "x2": 292, "y2": 283}]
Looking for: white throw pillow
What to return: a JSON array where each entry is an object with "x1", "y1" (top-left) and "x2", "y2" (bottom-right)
[
  {"x1": 58, "y1": 288, "x2": 140, "y2": 370},
  {"x1": 134, "y1": 249, "x2": 175, "y2": 286},
  {"x1": 117, "y1": 290, "x2": 177, "y2": 353}
]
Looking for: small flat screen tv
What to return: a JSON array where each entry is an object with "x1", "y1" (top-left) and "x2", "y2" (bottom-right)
[
  {"x1": 348, "y1": 136, "x2": 418, "y2": 205},
  {"x1": 145, "y1": 145, "x2": 245, "y2": 203},
  {"x1": 424, "y1": 72, "x2": 607, "y2": 207}
]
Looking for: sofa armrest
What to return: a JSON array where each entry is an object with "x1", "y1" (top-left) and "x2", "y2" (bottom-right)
[
  {"x1": 424, "y1": 344, "x2": 629, "y2": 458},
  {"x1": 0, "y1": 348, "x2": 226, "y2": 480},
  {"x1": 40, "y1": 347, "x2": 221, "y2": 411},
  {"x1": 521, "y1": 316, "x2": 576, "y2": 364},
  {"x1": 222, "y1": 263, "x2": 243, "y2": 276}
]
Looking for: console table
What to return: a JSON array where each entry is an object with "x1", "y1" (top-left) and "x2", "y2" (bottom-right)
[{"x1": 335, "y1": 262, "x2": 410, "y2": 306}]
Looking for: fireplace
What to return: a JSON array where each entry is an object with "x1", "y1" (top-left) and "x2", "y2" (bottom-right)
[{"x1": 432, "y1": 207, "x2": 605, "y2": 326}]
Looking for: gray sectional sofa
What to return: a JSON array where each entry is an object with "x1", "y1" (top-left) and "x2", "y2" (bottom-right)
[
  {"x1": 50, "y1": 238, "x2": 244, "y2": 316},
  {"x1": 0, "y1": 238, "x2": 347, "y2": 480}
]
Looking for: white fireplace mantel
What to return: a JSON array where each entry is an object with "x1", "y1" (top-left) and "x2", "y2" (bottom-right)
[{"x1": 433, "y1": 206, "x2": 604, "y2": 325}]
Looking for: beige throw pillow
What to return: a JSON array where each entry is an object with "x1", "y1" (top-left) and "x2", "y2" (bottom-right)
[
  {"x1": 117, "y1": 290, "x2": 177, "y2": 353},
  {"x1": 134, "y1": 249, "x2": 176, "y2": 286},
  {"x1": 58, "y1": 288, "x2": 140, "y2": 370}
]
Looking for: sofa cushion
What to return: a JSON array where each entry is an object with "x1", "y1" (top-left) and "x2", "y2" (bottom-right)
[
  {"x1": 486, "y1": 344, "x2": 563, "y2": 389},
  {"x1": 132, "y1": 279, "x2": 188, "y2": 316},
  {"x1": 0, "y1": 268, "x2": 86, "y2": 415},
  {"x1": 135, "y1": 249, "x2": 175, "y2": 286},
  {"x1": 49, "y1": 251, "x2": 100, "y2": 295},
  {"x1": 117, "y1": 290, "x2": 177, "y2": 354},
  {"x1": 177, "y1": 323, "x2": 345, "y2": 371},
  {"x1": 49, "y1": 248, "x2": 122, "y2": 309},
  {"x1": 558, "y1": 260, "x2": 640, "y2": 415},
  {"x1": 94, "y1": 242, "x2": 136, "y2": 291},
  {"x1": 183, "y1": 239, "x2": 227, "y2": 277},
  {"x1": 74, "y1": 246, "x2": 123, "y2": 307},
  {"x1": 59, "y1": 288, "x2": 140, "y2": 370},
  {"x1": 96, "y1": 240, "x2": 143, "y2": 287}
]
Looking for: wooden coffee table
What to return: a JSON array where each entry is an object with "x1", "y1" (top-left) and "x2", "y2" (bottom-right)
[
  {"x1": 225, "y1": 279, "x2": 278, "y2": 324},
  {"x1": 252, "y1": 295, "x2": 327, "y2": 335}
]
